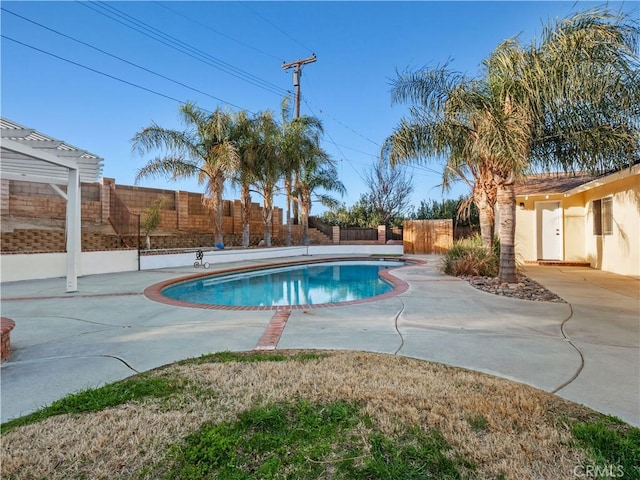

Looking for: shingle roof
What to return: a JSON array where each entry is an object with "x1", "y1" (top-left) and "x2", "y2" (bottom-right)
[{"x1": 516, "y1": 172, "x2": 596, "y2": 196}]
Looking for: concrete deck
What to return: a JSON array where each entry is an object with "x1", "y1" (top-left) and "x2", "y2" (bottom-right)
[{"x1": 1, "y1": 256, "x2": 638, "y2": 425}]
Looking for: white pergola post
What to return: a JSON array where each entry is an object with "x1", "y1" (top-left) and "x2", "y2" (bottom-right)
[
  {"x1": 65, "y1": 168, "x2": 81, "y2": 292},
  {"x1": 1, "y1": 118, "x2": 103, "y2": 293}
]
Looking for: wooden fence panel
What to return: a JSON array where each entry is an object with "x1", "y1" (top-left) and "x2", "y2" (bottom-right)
[
  {"x1": 403, "y1": 220, "x2": 453, "y2": 254},
  {"x1": 340, "y1": 227, "x2": 378, "y2": 242}
]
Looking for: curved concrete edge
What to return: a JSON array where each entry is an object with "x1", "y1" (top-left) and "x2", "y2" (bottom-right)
[
  {"x1": 1, "y1": 256, "x2": 637, "y2": 427},
  {"x1": 1, "y1": 355, "x2": 135, "y2": 422}
]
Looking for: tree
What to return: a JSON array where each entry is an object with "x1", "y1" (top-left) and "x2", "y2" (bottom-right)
[
  {"x1": 140, "y1": 196, "x2": 167, "y2": 250},
  {"x1": 364, "y1": 160, "x2": 413, "y2": 227},
  {"x1": 385, "y1": 9, "x2": 639, "y2": 283},
  {"x1": 319, "y1": 161, "x2": 413, "y2": 228},
  {"x1": 279, "y1": 96, "x2": 325, "y2": 245},
  {"x1": 231, "y1": 110, "x2": 259, "y2": 247},
  {"x1": 384, "y1": 67, "x2": 499, "y2": 251},
  {"x1": 412, "y1": 197, "x2": 479, "y2": 227},
  {"x1": 250, "y1": 110, "x2": 283, "y2": 247},
  {"x1": 483, "y1": 9, "x2": 639, "y2": 282},
  {"x1": 294, "y1": 154, "x2": 346, "y2": 246},
  {"x1": 132, "y1": 103, "x2": 241, "y2": 246},
  {"x1": 317, "y1": 196, "x2": 377, "y2": 228}
]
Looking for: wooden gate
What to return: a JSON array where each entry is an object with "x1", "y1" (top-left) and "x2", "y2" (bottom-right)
[{"x1": 403, "y1": 220, "x2": 453, "y2": 254}]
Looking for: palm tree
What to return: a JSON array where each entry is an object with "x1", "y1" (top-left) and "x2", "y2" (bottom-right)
[
  {"x1": 231, "y1": 110, "x2": 262, "y2": 247},
  {"x1": 250, "y1": 110, "x2": 283, "y2": 247},
  {"x1": 384, "y1": 67, "x2": 499, "y2": 251},
  {"x1": 279, "y1": 97, "x2": 326, "y2": 245},
  {"x1": 483, "y1": 9, "x2": 639, "y2": 282},
  {"x1": 386, "y1": 9, "x2": 639, "y2": 284},
  {"x1": 294, "y1": 153, "x2": 346, "y2": 246},
  {"x1": 132, "y1": 103, "x2": 240, "y2": 246}
]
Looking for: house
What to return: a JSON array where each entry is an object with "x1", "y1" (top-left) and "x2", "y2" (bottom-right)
[{"x1": 515, "y1": 165, "x2": 640, "y2": 277}]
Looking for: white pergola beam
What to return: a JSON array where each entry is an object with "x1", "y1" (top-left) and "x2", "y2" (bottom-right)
[
  {"x1": 2, "y1": 138, "x2": 81, "y2": 170},
  {"x1": 0, "y1": 171, "x2": 69, "y2": 185},
  {"x1": 1, "y1": 128, "x2": 35, "y2": 138},
  {"x1": 53, "y1": 150, "x2": 89, "y2": 158},
  {"x1": 16, "y1": 140, "x2": 63, "y2": 149},
  {"x1": 49, "y1": 183, "x2": 68, "y2": 200}
]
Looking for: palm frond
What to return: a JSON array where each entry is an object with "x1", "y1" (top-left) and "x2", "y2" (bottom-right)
[
  {"x1": 134, "y1": 157, "x2": 200, "y2": 184},
  {"x1": 131, "y1": 124, "x2": 201, "y2": 159}
]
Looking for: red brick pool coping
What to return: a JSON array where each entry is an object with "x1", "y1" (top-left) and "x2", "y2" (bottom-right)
[
  {"x1": 1, "y1": 317, "x2": 16, "y2": 362},
  {"x1": 255, "y1": 309, "x2": 291, "y2": 350},
  {"x1": 143, "y1": 256, "x2": 422, "y2": 311}
]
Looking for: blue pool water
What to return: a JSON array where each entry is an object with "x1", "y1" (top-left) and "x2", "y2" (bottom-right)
[{"x1": 162, "y1": 260, "x2": 403, "y2": 307}]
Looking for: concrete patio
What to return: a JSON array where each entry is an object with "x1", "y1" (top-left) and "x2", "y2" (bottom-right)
[{"x1": 1, "y1": 255, "x2": 638, "y2": 426}]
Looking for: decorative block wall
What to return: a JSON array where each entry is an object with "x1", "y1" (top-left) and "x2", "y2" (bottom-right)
[{"x1": 1, "y1": 178, "x2": 314, "y2": 252}]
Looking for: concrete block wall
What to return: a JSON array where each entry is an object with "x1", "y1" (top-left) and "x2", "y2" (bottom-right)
[
  {"x1": 2, "y1": 178, "x2": 290, "y2": 252},
  {"x1": 113, "y1": 185, "x2": 177, "y2": 211},
  {"x1": 1, "y1": 180, "x2": 10, "y2": 215},
  {"x1": 7, "y1": 181, "x2": 101, "y2": 222},
  {"x1": 0, "y1": 230, "x2": 122, "y2": 252}
]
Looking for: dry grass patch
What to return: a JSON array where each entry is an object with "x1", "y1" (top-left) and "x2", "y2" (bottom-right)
[{"x1": 1, "y1": 350, "x2": 631, "y2": 479}]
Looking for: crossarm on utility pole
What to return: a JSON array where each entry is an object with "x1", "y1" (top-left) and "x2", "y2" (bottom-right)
[{"x1": 282, "y1": 54, "x2": 317, "y2": 118}]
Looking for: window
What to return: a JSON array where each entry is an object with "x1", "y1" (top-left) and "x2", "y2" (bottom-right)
[{"x1": 592, "y1": 197, "x2": 613, "y2": 235}]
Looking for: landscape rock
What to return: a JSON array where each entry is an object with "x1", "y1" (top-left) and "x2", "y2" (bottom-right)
[{"x1": 460, "y1": 274, "x2": 566, "y2": 303}]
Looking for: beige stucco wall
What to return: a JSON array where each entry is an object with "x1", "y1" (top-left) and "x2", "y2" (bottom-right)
[
  {"x1": 582, "y1": 174, "x2": 640, "y2": 277},
  {"x1": 515, "y1": 195, "x2": 549, "y2": 262},
  {"x1": 562, "y1": 194, "x2": 586, "y2": 262},
  {"x1": 516, "y1": 170, "x2": 639, "y2": 277}
]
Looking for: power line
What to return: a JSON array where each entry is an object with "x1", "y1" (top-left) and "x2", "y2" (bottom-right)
[
  {"x1": 321, "y1": 108, "x2": 381, "y2": 147},
  {"x1": 302, "y1": 97, "x2": 368, "y2": 183},
  {"x1": 1, "y1": 7, "x2": 245, "y2": 111},
  {"x1": 2, "y1": 35, "x2": 192, "y2": 106},
  {"x1": 301, "y1": 73, "x2": 380, "y2": 148},
  {"x1": 90, "y1": 0, "x2": 288, "y2": 97},
  {"x1": 330, "y1": 143, "x2": 379, "y2": 158},
  {"x1": 77, "y1": 1, "x2": 289, "y2": 98},
  {"x1": 153, "y1": 1, "x2": 284, "y2": 63},
  {"x1": 241, "y1": 1, "x2": 315, "y2": 55},
  {"x1": 303, "y1": 95, "x2": 381, "y2": 147}
]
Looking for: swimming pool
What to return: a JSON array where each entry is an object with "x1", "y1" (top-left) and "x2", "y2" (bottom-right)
[{"x1": 160, "y1": 260, "x2": 405, "y2": 308}]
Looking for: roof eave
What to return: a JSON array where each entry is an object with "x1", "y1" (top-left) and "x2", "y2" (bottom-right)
[{"x1": 562, "y1": 164, "x2": 640, "y2": 197}]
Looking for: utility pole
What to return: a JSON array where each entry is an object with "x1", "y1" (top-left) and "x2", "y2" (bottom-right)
[
  {"x1": 282, "y1": 53, "x2": 316, "y2": 118},
  {"x1": 282, "y1": 54, "x2": 316, "y2": 234}
]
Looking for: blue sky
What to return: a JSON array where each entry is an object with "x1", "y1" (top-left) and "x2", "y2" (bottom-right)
[{"x1": 1, "y1": 1, "x2": 635, "y2": 215}]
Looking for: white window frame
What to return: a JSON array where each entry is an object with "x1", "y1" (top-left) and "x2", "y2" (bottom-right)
[{"x1": 592, "y1": 196, "x2": 613, "y2": 236}]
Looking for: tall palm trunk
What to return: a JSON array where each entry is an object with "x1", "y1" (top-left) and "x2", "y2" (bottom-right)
[
  {"x1": 301, "y1": 187, "x2": 311, "y2": 246},
  {"x1": 496, "y1": 175, "x2": 517, "y2": 283},
  {"x1": 211, "y1": 174, "x2": 225, "y2": 246},
  {"x1": 241, "y1": 183, "x2": 251, "y2": 247},
  {"x1": 477, "y1": 200, "x2": 495, "y2": 252},
  {"x1": 472, "y1": 158, "x2": 496, "y2": 251},
  {"x1": 285, "y1": 175, "x2": 292, "y2": 246},
  {"x1": 473, "y1": 173, "x2": 496, "y2": 252},
  {"x1": 263, "y1": 189, "x2": 273, "y2": 247},
  {"x1": 293, "y1": 171, "x2": 300, "y2": 225}
]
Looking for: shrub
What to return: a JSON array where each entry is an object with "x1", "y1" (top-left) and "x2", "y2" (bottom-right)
[{"x1": 441, "y1": 234, "x2": 499, "y2": 277}]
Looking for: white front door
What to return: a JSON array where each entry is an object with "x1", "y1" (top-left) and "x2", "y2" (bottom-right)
[{"x1": 538, "y1": 202, "x2": 563, "y2": 260}]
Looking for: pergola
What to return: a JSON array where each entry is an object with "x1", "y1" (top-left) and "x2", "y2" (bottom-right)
[{"x1": 0, "y1": 118, "x2": 104, "y2": 292}]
